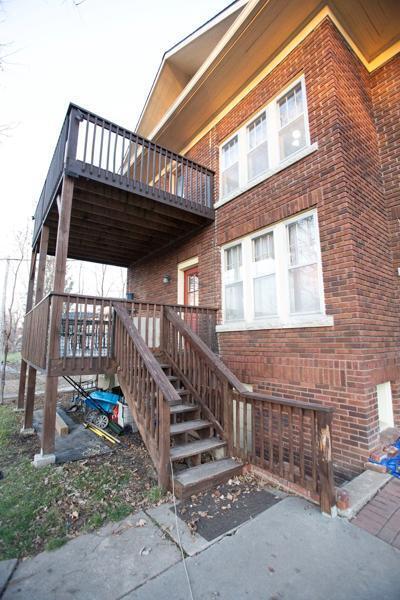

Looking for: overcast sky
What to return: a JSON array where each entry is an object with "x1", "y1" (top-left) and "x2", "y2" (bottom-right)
[{"x1": 0, "y1": 0, "x2": 231, "y2": 299}]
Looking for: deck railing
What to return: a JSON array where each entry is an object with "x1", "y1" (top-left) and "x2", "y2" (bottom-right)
[
  {"x1": 32, "y1": 104, "x2": 215, "y2": 246},
  {"x1": 162, "y1": 306, "x2": 336, "y2": 515},
  {"x1": 21, "y1": 292, "x2": 218, "y2": 374}
]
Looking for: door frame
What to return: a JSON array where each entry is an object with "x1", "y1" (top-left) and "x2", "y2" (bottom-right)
[{"x1": 177, "y1": 257, "x2": 198, "y2": 304}]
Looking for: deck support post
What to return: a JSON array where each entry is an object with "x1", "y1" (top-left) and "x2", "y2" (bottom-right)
[
  {"x1": 23, "y1": 226, "x2": 49, "y2": 430},
  {"x1": 317, "y1": 411, "x2": 337, "y2": 517},
  {"x1": 17, "y1": 247, "x2": 38, "y2": 409},
  {"x1": 40, "y1": 177, "x2": 73, "y2": 459}
]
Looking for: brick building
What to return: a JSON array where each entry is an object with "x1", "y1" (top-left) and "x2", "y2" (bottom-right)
[{"x1": 128, "y1": 0, "x2": 400, "y2": 478}]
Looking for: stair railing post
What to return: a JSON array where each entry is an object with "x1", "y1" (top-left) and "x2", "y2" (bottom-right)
[
  {"x1": 223, "y1": 381, "x2": 233, "y2": 455},
  {"x1": 158, "y1": 391, "x2": 170, "y2": 490},
  {"x1": 159, "y1": 305, "x2": 164, "y2": 353},
  {"x1": 317, "y1": 410, "x2": 336, "y2": 516}
]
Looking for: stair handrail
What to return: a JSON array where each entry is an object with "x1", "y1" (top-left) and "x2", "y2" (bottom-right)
[
  {"x1": 114, "y1": 303, "x2": 181, "y2": 405},
  {"x1": 164, "y1": 306, "x2": 247, "y2": 394},
  {"x1": 163, "y1": 306, "x2": 336, "y2": 516},
  {"x1": 113, "y1": 303, "x2": 179, "y2": 487}
]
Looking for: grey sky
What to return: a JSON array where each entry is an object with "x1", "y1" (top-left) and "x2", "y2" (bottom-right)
[{"x1": 0, "y1": 0, "x2": 230, "y2": 297}]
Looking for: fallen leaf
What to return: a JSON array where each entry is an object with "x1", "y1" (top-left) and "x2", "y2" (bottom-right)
[
  {"x1": 72, "y1": 511, "x2": 79, "y2": 520},
  {"x1": 140, "y1": 546, "x2": 152, "y2": 556},
  {"x1": 135, "y1": 518, "x2": 147, "y2": 527}
]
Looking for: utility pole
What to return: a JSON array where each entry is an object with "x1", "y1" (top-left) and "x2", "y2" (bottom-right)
[{"x1": 0, "y1": 258, "x2": 10, "y2": 365}]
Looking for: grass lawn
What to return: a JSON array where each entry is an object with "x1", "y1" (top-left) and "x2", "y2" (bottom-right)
[
  {"x1": 5, "y1": 352, "x2": 21, "y2": 365},
  {"x1": 0, "y1": 404, "x2": 164, "y2": 560}
]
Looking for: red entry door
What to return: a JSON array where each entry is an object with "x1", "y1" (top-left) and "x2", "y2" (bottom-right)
[
  {"x1": 184, "y1": 266, "x2": 199, "y2": 306},
  {"x1": 184, "y1": 266, "x2": 199, "y2": 333}
]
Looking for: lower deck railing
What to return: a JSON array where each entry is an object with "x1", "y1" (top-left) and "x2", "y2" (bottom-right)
[
  {"x1": 21, "y1": 291, "x2": 335, "y2": 514},
  {"x1": 21, "y1": 292, "x2": 218, "y2": 374}
]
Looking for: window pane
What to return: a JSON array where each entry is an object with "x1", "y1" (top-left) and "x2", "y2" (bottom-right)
[
  {"x1": 289, "y1": 264, "x2": 320, "y2": 313},
  {"x1": 248, "y1": 141, "x2": 268, "y2": 180},
  {"x1": 247, "y1": 113, "x2": 266, "y2": 150},
  {"x1": 221, "y1": 136, "x2": 239, "y2": 168},
  {"x1": 288, "y1": 215, "x2": 317, "y2": 266},
  {"x1": 278, "y1": 83, "x2": 303, "y2": 128},
  {"x1": 225, "y1": 282, "x2": 244, "y2": 320},
  {"x1": 253, "y1": 232, "x2": 274, "y2": 262},
  {"x1": 254, "y1": 274, "x2": 277, "y2": 317},
  {"x1": 279, "y1": 115, "x2": 306, "y2": 160},
  {"x1": 222, "y1": 163, "x2": 239, "y2": 196},
  {"x1": 247, "y1": 113, "x2": 268, "y2": 180},
  {"x1": 225, "y1": 244, "x2": 242, "y2": 278}
]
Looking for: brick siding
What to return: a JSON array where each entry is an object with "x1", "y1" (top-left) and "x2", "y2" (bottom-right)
[{"x1": 128, "y1": 18, "x2": 400, "y2": 478}]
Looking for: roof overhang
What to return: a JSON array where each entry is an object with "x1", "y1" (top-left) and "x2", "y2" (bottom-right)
[{"x1": 137, "y1": 0, "x2": 400, "y2": 153}]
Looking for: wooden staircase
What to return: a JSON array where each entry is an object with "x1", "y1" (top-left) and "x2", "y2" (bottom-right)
[
  {"x1": 112, "y1": 302, "x2": 336, "y2": 515},
  {"x1": 157, "y1": 357, "x2": 242, "y2": 498}
]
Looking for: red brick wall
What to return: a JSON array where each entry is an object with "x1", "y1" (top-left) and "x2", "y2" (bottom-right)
[{"x1": 128, "y1": 19, "x2": 400, "y2": 478}]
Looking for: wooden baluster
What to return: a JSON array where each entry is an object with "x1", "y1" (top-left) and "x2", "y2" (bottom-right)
[
  {"x1": 90, "y1": 298, "x2": 96, "y2": 370},
  {"x1": 98, "y1": 119, "x2": 105, "y2": 176},
  {"x1": 269, "y1": 403, "x2": 273, "y2": 471},
  {"x1": 278, "y1": 404, "x2": 283, "y2": 477},
  {"x1": 288, "y1": 406, "x2": 294, "y2": 482},
  {"x1": 63, "y1": 295, "x2": 70, "y2": 370},
  {"x1": 81, "y1": 297, "x2": 88, "y2": 371},
  {"x1": 311, "y1": 411, "x2": 318, "y2": 493},
  {"x1": 73, "y1": 297, "x2": 79, "y2": 369},
  {"x1": 243, "y1": 397, "x2": 248, "y2": 458},
  {"x1": 299, "y1": 408, "x2": 305, "y2": 486},
  {"x1": 260, "y1": 401, "x2": 265, "y2": 466}
]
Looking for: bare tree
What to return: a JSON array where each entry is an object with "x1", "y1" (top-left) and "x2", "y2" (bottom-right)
[
  {"x1": 43, "y1": 257, "x2": 74, "y2": 296},
  {"x1": 95, "y1": 264, "x2": 111, "y2": 297},
  {"x1": 0, "y1": 228, "x2": 29, "y2": 403}
]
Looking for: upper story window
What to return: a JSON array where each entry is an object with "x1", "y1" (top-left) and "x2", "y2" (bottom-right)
[
  {"x1": 221, "y1": 135, "x2": 239, "y2": 197},
  {"x1": 278, "y1": 82, "x2": 306, "y2": 160},
  {"x1": 220, "y1": 210, "x2": 332, "y2": 331},
  {"x1": 218, "y1": 76, "x2": 313, "y2": 204}
]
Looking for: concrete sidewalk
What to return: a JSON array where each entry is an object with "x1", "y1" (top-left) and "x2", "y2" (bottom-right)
[{"x1": 2, "y1": 497, "x2": 400, "y2": 600}]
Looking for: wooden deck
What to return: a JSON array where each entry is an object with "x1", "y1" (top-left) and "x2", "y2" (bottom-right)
[{"x1": 32, "y1": 104, "x2": 214, "y2": 266}]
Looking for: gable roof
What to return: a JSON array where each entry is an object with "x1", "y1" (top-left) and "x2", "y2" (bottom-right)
[{"x1": 137, "y1": 0, "x2": 400, "y2": 152}]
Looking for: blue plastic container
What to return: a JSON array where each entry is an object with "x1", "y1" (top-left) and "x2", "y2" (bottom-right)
[{"x1": 85, "y1": 390, "x2": 121, "y2": 414}]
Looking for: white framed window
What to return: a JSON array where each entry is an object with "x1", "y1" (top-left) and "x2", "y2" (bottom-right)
[
  {"x1": 223, "y1": 244, "x2": 244, "y2": 321},
  {"x1": 247, "y1": 112, "x2": 268, "y2": 181},
  {"x1": 277, "y1": 82, "x2": 307, "y2": 160},
  {"x1": 252, "y1": 231, "x2": 277, "y2": 317},
  {"x1": 220, "y1": 209, "x2": 333, "y2": 331},
  {"x1": 221, "y1": 135, "x2": 239, "y2": 197},
  {"x1": 217, "y1": 75, "x2": 315, "y2": 206}
]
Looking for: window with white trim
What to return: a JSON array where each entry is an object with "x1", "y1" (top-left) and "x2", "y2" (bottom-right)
[
  {"x1": 223, "y1": 244, "x2": 244, "y2": 321},
  {"x1": 221, "y1": 135, "x2": 239, "y2": 197},
  {"x1": 221, "y1": 210, "x2": 329, "y2": 329},
  {"x1": 219, "y1": 76, "x2": 312, "y2": 201}
]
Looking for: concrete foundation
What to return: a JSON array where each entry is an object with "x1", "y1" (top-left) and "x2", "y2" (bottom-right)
[{"x1": 32, "y1": 452, "x2": 56, "y2": 468}]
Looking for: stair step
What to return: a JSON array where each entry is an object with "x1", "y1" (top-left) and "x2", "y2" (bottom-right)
[
  {"x1": 158, "y1": 364, "x2": 170, "y2": 370},
  {"x1": 170, "y1": 403, "x2": 199, "y2": 415},
  {"x1": 176, "y1": 389, "x2": 190, "y2": 397},
  {"x1": 170, "y1": 437, "x2": 226, "y2": 461},
  {"x1": 173, "y1": 458, "x2": 243, "y2": 499},
  {"x1": 167, "y1": 376, "x2": 179, "y2": 382},
  {"x1": 170, "y1": 419, "x2": 211, "y2": 436}
]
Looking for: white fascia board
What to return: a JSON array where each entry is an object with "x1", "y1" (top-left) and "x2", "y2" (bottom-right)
[{"x1": 136, "y1": 0, "x2": 249, "y2": 133}]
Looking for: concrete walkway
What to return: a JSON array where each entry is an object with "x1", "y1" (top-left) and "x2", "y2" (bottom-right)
[{"x1": 2, "y1": 497, "x2": 400, "y2": 600}]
